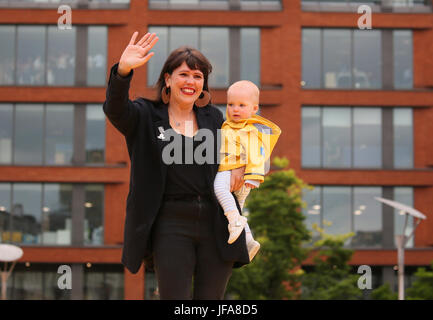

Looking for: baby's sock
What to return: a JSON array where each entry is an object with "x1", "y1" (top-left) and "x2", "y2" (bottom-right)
[{"x1": 244, "y1": 222, "x2": 254, "y2": 243}]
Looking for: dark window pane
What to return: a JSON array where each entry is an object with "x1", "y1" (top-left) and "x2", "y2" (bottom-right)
[
  {"x1": 0, "y1": 183, "x2": 11, "y2": 240},
  {"x1": 47, "y1": 26, "x2": 76, "y2": 86},
  {"x1": 45, "y1": 104, "x2": 74, "y2": 165},
  {"x1": 394, "y1": 187, "x2": 414, "y2": 248},
  {"x1": 0, "y1": 104, "x2": 13, "y2": 164},
  {"x1": 322, "y1": 186, "x2": 351, "y2": 239},
  {"x1": 87, "y1": 26, "x2": 107, "y2": 86},
  {"x1": 352, "y1": 187, "x2": 382, "y2": 248},
  {"x1": 393, "y1": 108, "x2": 413, "y2": 168},
  {"x1": 393, "y1": 30, "x2": 413, "y2": 89},
  {"x1": 42, "y1": 184, "x2": 73, "y2": 245},
  {"x1": 353, "y1": 108, "x2": 382, "y2": 168},
  {"x1": 12, "y1": 183, "x2": 42, "y2": 244},
  {"x1": 10, "y1": 271, "x2": 43, "y2": 300},
  {"x1": 169, "y1": 27, "x2": 199, "y2": 51},
  {"x1": 43, "y1": 269, "x2": 71, "y2": 300},
  {"x1": 353, "y1": 30, "x2": 382, "y2": 89},
  {"x1": 14, "y1": 104, "x2": 44, "y2": 165},
  {"x1": 302, "y1": 29, "x2": 321, "y2": 88},
  {"x1": 323, "y1": 29, "x2": 351, "y2": 89},
  {"x1": 147, "y1": 27, "x2": 168, "y2": 86},
  {"x1": 323, "y1": 107, "x2": 351, "y2": 167},
  {"x1": 0, "y1": 26, "x2": 15, "y2": 85},
  {"x1": 302, "y1": 107, "x2": 321, "y2": 167},
  {"x1": 84, "y1": 184, "x2": 104, "y2": 245},
  {"x1": 302, "y1": 186, "x2": 321, "y2": 240},
  {"x1": 201, "y1": 28, "x2": 229, "y2": 88},
  {"x1": 86, "y1": 104, "x2": 105, "y2": 164},
  {"x1": 17, "y1": 26, "x2": 46, "y2": 85},
  {"x1": 84, "y1": 266, "x2": 124, "y2": 300},
  {"x1": 241, "y1": 28, "x2": 260, "y2": 86}
]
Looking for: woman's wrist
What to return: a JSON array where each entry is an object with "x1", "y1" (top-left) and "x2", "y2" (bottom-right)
[{"x1": 117, "y1": 62, "x2": 132, "y2": 78}]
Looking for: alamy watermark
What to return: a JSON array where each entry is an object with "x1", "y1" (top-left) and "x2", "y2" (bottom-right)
[
  {"x1": 57, "y1": 265, "x2": 72, "y2": 290},
  {"x1": 358, "y1": 5, "x2": 372, "y2": 30},
  {"x1": 357, "y1": 265, "x2": 372, "y2": 290},
  {"x1": 58, "y1": 5, "x2": 72, "y2": 30},
  {"x1": 158, "y1": 123, "x2": 272, "y2": 173}
]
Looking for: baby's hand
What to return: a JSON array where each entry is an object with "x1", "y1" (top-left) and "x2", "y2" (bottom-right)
[{"x1": 245, "y1": 182, "x2": 257, "y2": 189}]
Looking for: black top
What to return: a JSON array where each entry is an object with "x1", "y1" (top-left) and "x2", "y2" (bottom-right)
[{"x1": 164, "y1": 131, "x2": 211, "y2": 196}]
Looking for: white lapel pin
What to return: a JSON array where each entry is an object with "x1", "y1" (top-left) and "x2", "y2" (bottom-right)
[{"x1": 157, "y1": 126, "x2": 166, "y2": 140}]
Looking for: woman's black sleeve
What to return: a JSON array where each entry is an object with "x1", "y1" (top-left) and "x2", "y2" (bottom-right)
[{"x1": 102, "y1": 63, "x2": 142, "y2": 138}]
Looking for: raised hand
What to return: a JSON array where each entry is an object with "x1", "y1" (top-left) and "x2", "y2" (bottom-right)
[{"x1": 118, "y1": 32, "x2": 159, "y2": 77}]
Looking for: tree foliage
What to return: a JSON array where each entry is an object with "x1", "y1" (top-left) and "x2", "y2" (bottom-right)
[
  {"x1": 226, "y1": 157, "x2": 311, "y2": 299},
  {"x1": 406, "y1": 262, "x2": 433, "y2": 300}
]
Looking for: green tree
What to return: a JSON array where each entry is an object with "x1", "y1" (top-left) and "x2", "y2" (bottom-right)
[
  {"x1": 406, "y1": 262, "x2": 433, "y2": 300},
  {"x1": 226, "y1": 157, "x2": 311, "y2": 300},
  {"x1": 370, "y1": 283, "x2": 397, "y2": 300},
  {"x1": 299, "y1": 224, "x2": 363, "y2": 300}
]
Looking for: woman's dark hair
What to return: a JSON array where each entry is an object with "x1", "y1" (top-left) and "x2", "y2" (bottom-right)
[{"x1": 155, "y1": 46, "x2": 212, "y2": 104}]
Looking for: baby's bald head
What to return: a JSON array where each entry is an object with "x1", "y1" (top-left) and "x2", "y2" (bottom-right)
[
  {"x1": 226, "y1": 80, "x2": 260, "y2": 122},
  {"x1": 227, "y1": 80, "x2": 260, "y2": 106}
]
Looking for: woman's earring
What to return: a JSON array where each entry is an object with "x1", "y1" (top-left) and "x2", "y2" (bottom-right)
[
  {"x1": 195, "y1": 90, "x2": 211, "y2": 107},
  {"x1": 161, "y1": 86, "x2": 170, "y2": 104}
]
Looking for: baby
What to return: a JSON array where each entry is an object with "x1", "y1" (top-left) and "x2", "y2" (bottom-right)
[{"x1": 214, "y1": 80, "x2": 281, "y2": 261}]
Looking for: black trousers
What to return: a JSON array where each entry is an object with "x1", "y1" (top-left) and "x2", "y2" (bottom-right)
[{"x1": 151, "y1": 197, "x2": 234, "y2": 300}]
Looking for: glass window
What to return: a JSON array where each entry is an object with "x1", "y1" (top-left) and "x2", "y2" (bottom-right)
[
  {"x1": 353, "y1": 30, "x2": 382, "y2": 89},
  {"x1": 216, "y1": 105, "x2": 226, "y2": 120},
  {"x1": 10, "y1": 271, "x2": 44, "y2": 300},
  {"x1": 169, "y1": 27, "x2": 199, "y2": 51},
  {"x1": 47, "y1": 26, "x2": 76, "y2": 86},
  {"x1": 86, "y1": 105, "x2": 106, "y2": 163},
  {"x1": 0, "y1": 26, "x2": 15, "y2": 85},
  {"x1": 323, "y1": 107, "x2": 351, "y2": 167},
  {"x1": 393, "y1": 108, "x2": 413, "y2": 168},
  {"x1": 45, "y1": 104, "x2": 74, "y2": 165},
  {"x1": 0, "y1": 183, "x2": 11, "y2": 241},
  {"x1": 353, "y1": 108, "x2": 382, "y2": 168},
  {"x1": 17, "y1": 26, "x2": 46, "y2": 85},
  {"x1": 0, "y1": 104, "x2": 13, "y2": 164},
  {"x1": 322, "y1": 186, "x2": 351, "y2": 238},
  {"x1": 201, "y1": 28, "x2": 229, "y2": 88},
  {"x1": 302, "y1": 107, "x2": 321, "y2": 167},
  {"x1": 43, "y1": 268, "x2": 71, "y2": 300},
  {"x1": 352, "y1": 187, "x2": 382, "y2": 248},
  {"x1": 148, "y1": 27, "x2": 168, "y2": 86},
  {"x1": 323, "y1": 29, "x2": 351, "y2": 89},
  {"x1": 302, "y1": 186, "x2": 321, "y2": 237},
  {"x1": 42, "y1": 184, "x2": 73, "y2": 245},
  {"x1": 12, "y1": 183, "x2": 42, "y2": 244},
  {"x1": 87, "y1": 26, "x2": 107, "y2": 86},
  {"x1": 394, "y1": 187, "x2": 414, "y2": 248},
  {"x1": 393, "y1": 30, "x2": 413, "y2": 89},
  {"x1": 83, "y1": 265, "x2": 124, "y2": 300},
  {"x1": 301, "y1": 29, "x2": 321, "y2": 88},
  {"x1": 14, "y1": 104, "x2": 44, "y2": 165},
  {"x1": 241, "y1": 28, "x2": 260, "y2": 86},
  {"x1": 84, "y1": 184, "x2": 104, "y2": 245}
]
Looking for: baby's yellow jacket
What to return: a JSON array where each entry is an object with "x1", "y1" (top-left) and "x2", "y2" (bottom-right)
[{"x1": 218, "y1": 113, "x2": 281, "y2": 182}]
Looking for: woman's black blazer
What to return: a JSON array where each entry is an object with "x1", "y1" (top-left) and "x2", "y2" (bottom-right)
[{"x1": 103, "y1": 63, "x2": 250, "y2": 274}]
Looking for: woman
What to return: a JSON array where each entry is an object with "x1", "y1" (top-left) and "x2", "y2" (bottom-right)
[{"x1": 103, "y1": 31, "x2": 250, "y2": 299}]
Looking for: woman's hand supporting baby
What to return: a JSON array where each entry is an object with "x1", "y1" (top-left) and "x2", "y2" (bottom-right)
[{"x1": 230, "y1": 166, "x2": 245, "y2": 192}]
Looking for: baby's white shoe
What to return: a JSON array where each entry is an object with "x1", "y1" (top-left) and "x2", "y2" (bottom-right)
[
  {"x1": 227, "y1": 215, "x2": 247, "y2": 244},
  {"x1": 247, "y1": 239, "x2": 261, "y2": 261}
]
